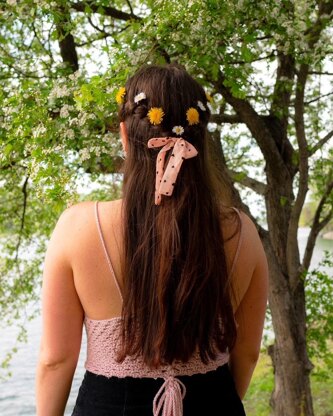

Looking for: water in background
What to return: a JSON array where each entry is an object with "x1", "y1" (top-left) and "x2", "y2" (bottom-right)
[
  {"x1": 0, "y1": 228, "x2": 332, "y2": 415},
  {"x1": 0, "y1": 312, "x2": 86, "y2": 415}
]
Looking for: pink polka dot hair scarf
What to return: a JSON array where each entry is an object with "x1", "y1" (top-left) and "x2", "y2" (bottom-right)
[{"x1": 147, "y1": 137, "x2": 198, "y2": 205}]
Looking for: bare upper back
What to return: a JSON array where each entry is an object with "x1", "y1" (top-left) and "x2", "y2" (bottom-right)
[{"x1": 59, "y1": 199, "x2": 264, "y2": 320}]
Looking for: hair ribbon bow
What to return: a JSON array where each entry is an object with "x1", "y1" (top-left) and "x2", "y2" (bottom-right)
[{"x1": 147, "y1": 137, "x2": 198, "y2": 205}]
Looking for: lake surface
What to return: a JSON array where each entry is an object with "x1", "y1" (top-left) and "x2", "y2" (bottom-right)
[
  {"x1": 0, "y1": 313, "x2": 85, "y2": 415},
  {"x1": 0, "y1": 228, "x2": 332, "y2": 415}
]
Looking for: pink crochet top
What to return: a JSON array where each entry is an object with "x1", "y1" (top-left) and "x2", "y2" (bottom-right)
[{"x1": 84, "y1": 201, "x2": 242, "y2": 416}]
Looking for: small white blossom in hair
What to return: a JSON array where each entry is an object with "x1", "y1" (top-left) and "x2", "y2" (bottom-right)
[
  {"x1": 197, "y1": 100, "x2": 206, "y2": 111},
  {"x1": 134, "y1": 92, "x2": 146, "y2": 104},
  {"x1": 172, "y1": 125, "x2": 184, "y2": 135}
]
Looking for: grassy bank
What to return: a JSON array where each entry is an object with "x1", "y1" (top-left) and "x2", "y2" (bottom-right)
[{"x1": 243, "y1": 352, "x2": 333, "y2": 416}]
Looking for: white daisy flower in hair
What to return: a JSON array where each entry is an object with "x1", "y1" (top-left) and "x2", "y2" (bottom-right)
[
  {"x1": 197, "y1": 100, "x2": 206, "y2": 111},
  {"x1": 134, "y1": 92, "x2": 146, "y2": 104},
  {"x1": 172, "y1": 125, "x2": 184, "y2": 135}
]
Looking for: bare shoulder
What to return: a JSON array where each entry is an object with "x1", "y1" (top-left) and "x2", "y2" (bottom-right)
[
  {"x1": 223, "y1": 209, "x2": 268, "y2": 308},
  {"x1": 237, "y1": 211, "x2": 267, "y2": 267},
  {"x1": 239, "y1": 211, "x2": 262, "y2": 242},
  {"x1": 222, "y1": 209, "x2": 261, "y2": 253},
  {"x1": 57, "y1": 200, "x2": 95, "y2": 227},
  {"x1": 45, "y1": 201, "x2": 95, "y2": 260},
  {"x1": 54, "y1": 199, "x2": 122, "y2": 245},
  {"x1": 56, "y1": 199, "x2": 121, "y2": 228}
]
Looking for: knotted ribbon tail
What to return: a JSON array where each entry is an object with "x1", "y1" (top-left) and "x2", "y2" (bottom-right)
[
  {"x1": 153, "y1": 377, "x2": 186, "y2": 416},
  {"x1": 155, "y1": 193, "x2": 162, "y2": 205},
  {"x1": 148, "y1": 138, "x2": 174, "y2": 206},
  {"x1": 147, "y1": 137, "x2": 198, "y2": 206}
]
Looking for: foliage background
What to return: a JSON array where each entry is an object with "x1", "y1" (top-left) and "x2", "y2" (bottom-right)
[{"x1": 0, "y1": 0, "x2": 332, "y2": 413}]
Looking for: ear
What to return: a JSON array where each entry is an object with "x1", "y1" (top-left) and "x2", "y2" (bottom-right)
[{"x1": 120, "y1": 122, "x2": 128, "y2": 153}]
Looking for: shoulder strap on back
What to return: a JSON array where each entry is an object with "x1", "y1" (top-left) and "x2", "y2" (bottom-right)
[
  {"x1": 95, "y1": 201, "x2": 123, "y2": 302},
  {"x1": 229, "y1": 208, "x2": 243, "y2": 278}
]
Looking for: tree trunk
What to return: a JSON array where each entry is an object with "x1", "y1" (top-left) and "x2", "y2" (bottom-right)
[
  {"x1": 263, "y1": 238, "x2": 314, "y2": 416},
  {"x1": 262, "y1": 134, "x2": 315, "y2": 415},
  {"x1": 216, "y1": 61, "x2": 317, "y2": 415},
  {"x1": 55, "y1": 5, "x2": 79, "y2": 72}
]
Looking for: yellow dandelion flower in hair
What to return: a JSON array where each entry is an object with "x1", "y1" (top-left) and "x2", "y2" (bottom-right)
[
  {"x1": 148, "y1": 107, "x2": 164, "y2": 125},
  {"x1": 116, "y1": 87, "x2": 126, "y2": 105},
  {"x1": 186, "y1": 107, "x2": 200, "y2": 125}
]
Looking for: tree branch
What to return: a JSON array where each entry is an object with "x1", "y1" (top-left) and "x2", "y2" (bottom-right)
[
  {"x1": 31, "y1": 20, "x2": 53, "y2": 62},
  {"x1": 210, "y1": 114, "x2": 243, "y2": 124},
  {"x1": 87, "y1": 15, "x2": 112, "y2": 35},
  {"x1": 14, "y1": 176, "x2": 29, "y2": 263},
  {"x1": 30, "y1": 21, "x2": 55, "y2": 77},
  {"x1": 46, "y1": 22, "x2": 56, "y2": 65},
  {"x1": 229, "y1": 51, "x2": 276, "y2": 65},
  {"x1": 285, "y1": 0, "x2": 333, "y2": 286},
  {"x1": 287, "y1": 63, "x2": 309, "y2": 288},
  {"x1": 228, "y1": 169, "x2": 267, "y2": 195},
  {"x1": 214, "y1": 74, "x2": 287, "y2": 177},
  {"x1": 308, "y1": 71, "x2": 333, "y2": 76},
  {"x1": 304, "y1": 91, "x2": 333, "y2": 105},
  {"x1": 0, "y1": 45, "x2": 46, "y2": 79},
  {"x1": 208, "y1": 130, "x2": 268, "y2": 236},
  {"x1": 75, "y1": 32, "x2": 113, "y2": 47},
  {"x1": 70, "y1": 1, "x2": 141, "y2": 21},
  {"x1": 270, "y1": 53, "x2": 295, "y2": 128},
  {"x1": 309, "y1": 130, "x2": 333, "y2": 156},
  {"x1": 302, "y1": 180, "x2": 333, "y2": 271},
  {"x1": 208, "y1": 130, "x2": 243, "y2": 208},
  {"x1": 125, "y1": 0, "x2": 134, "y2": 16},
  {"x1": 268, "y1": 5, "x2": 296, "y2": 170},
  {"x1": 55, "y1": 6, "x2": 79, "y2": 71},
  {"x1": 215, "y1": 75, "x2": 297, "y2": 266}
]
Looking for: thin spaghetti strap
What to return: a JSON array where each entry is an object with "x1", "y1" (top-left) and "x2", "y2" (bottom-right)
[
  {"x1": 229, "y1": 208, "x2": 243, "y2": 278},
  {"x1": 95, "y1": 201, "x2": 123, "y2": 302}
]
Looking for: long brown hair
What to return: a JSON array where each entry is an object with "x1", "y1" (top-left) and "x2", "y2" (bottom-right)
[{"x1": 118, "y1": 63, "x2": 237, "y2": 367}]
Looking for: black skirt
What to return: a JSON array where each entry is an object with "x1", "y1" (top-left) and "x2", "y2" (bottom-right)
[{"x1": 72, "y1": 363, "x2": 246, "y2": 415}]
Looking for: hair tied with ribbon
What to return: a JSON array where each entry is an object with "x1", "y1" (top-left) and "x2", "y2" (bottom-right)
[{"x1": 147, "y1": 137, "x2": 198, "y2": 205}]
